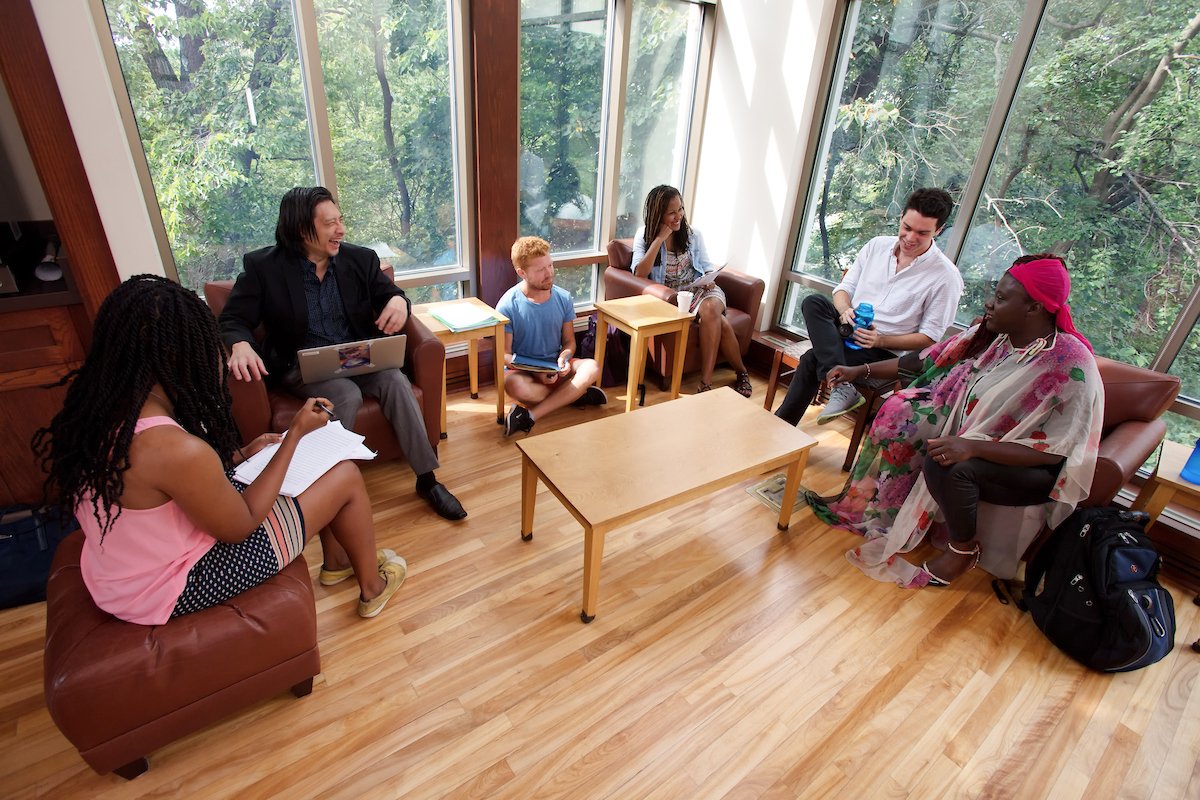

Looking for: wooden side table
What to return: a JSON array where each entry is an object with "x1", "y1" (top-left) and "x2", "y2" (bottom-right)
[
  {"x1": 593, "y1": 296, "x2": 693, "y2": 412},
  {"x1": 754, "y1": 331, "x2": 812, "y2": 412},
  {"x1": 413, "y1": 297, "x2": 508, "y2": 438},
  {"x1": 1130, "y1": 439, "x2": 1200, "y2": 525}
]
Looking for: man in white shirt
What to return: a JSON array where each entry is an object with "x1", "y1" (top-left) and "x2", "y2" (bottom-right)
[{"x1": 775, "y1": 187, "x2": 963, "y2": 426}]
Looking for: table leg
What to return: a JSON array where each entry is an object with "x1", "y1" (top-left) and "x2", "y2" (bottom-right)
[
  {"x1": 439, "y1": 357, "x2": 449, "y2": 440},
  {"x1": 593, "y1": 311, "x2": 608, "y2": 389},
  {"x1": 669, "y1": 322, "x2": 690, "y2": 400},
  {"x1": 1130, "y1": 479, "x2": 1175, "y2": 527},
  {"x1": 777, "y1": 449, "x2": 810, "y2": 530},
  {"x1": 626, "y1": 331, "x2": 648, "y2": 412},
  {"x1": 764, "y1": 349, "x2": 784, "y2": 411},
  {"x1": 580, "y1": 524, "x2": 605, "y2": 623},
  {"x1": 494, "y1": 322, "x2": 506, "y2": 424},
  {"x1": 468, "y1": 338, "x2": 480, "y2": 399},
  {"x1": 520, "y1": 454, "x2": 537, "y2": 541}
]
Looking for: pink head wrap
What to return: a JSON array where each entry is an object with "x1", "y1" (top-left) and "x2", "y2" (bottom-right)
[{"x1": 1007, "y1": 257, "x2": 1093, "y2": 353}]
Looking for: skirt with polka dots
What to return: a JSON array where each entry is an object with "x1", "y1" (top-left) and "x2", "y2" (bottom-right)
[{"x1": 171, "y1": 474, "x2": 306, "y2": 618}]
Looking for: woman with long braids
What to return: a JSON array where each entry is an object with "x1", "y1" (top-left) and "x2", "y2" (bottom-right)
[
  {"x1": 33, "y1": 275, "x2": 407, "y2": 624},
  {"x1": 631, "y1": 185, "x2": 752, "y2": 396},
  {"x1": 807, "y1": 255, "x2": 1103, "y2": 588}
]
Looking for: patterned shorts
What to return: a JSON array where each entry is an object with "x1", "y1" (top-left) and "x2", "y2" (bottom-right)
[{"x1": 171, "y1": 474, "x2": 306, "y2": 618}]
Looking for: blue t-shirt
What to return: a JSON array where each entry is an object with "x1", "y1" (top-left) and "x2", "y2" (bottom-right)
[{"x1": 496, "y1": 284, "x2": 575, "y2": 362}]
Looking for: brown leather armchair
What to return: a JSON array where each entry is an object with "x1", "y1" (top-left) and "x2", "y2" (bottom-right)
[
  {"x1": 605, "y1": 238, "x2": 765, "y2": 389},
  {"x1": 43, "y1": 532, "x2": 320, "y2": 778},
  {"x1": 204, "y1": 266, "x2": 444, "y2": 460},
  {"x1": 966, "y1": 356, "x2": 1181, "y2": 578}
]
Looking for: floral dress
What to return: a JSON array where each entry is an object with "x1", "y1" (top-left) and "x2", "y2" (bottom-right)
[
  {"x1": 661, "y1": 249, "x2": 726, "y2": 315},
  {"x1": 808, "y1": 325, "x2": 1104, "y2": 588}
]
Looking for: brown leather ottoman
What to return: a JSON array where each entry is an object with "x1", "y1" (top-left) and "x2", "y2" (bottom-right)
[{"x1": 43, "y1": 531, "x2": 321, "y2": 779}]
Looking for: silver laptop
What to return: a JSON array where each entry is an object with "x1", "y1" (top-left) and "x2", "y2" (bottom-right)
[{"x1": 297, "y1": 335, "x2": 407, "y2": 383}]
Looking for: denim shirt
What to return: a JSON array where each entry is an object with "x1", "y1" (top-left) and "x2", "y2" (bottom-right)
[{"x1": 630, "y1": 226, "x2": 717, "y2": 285}]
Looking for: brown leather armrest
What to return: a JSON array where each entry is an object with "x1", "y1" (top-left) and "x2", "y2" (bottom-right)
[
  {"x1": 603, "y1": 265, "x2": 652, "y2": 301},
  {"x1": 640, "y1": 282, "x2": 675, "y2": 304},
  {"x1": 402, "y1": 313, "x2": 445, "y2": 449},
  {"x1": 715, "y1": 269, "x2": 765, "y2": 328},
  {"x1": 228, "y1": 377, "x2": 272, "y2": 444},
  {"x1": 1084, "y1": 418, "x2": 1167, "y2": 506}
]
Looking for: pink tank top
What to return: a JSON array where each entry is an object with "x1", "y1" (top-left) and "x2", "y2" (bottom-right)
[{"x1": 77, "y1": 416, "x2": 217, "y2": 625}]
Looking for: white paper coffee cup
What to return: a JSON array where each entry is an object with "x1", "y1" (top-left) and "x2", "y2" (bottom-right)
[{"x1": 676, "y1": 290, "x2": 694, "y2": 312}]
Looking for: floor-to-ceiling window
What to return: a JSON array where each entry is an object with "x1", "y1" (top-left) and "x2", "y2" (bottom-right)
[
  {"x1": 519, "y1": 0, "x2": 609, "y2": 302},
  {"x1": 101, "y1": 0, "x2": 319, "y2": 289},
  {"x1": 614, "y1": 0, "x2": 704, "y2": 240},
  {"x1": 782, "y1": 0, "x2": 1200, "y2": 449},
  {"x1": 101, "y1": 0, "x2": 466, "y2": 301},
  {"x1": 314, "y1": 0, "x2": 463, "y2": 302},
  {"x1": 518, "y1": 0, "x2": 712, "y2": 305},
  {"x1": 103, "y1": 0, "x2": 715, "y2": 307}
]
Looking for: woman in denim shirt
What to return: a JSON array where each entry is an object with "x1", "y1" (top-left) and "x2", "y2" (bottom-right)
[{"x1": 631, "y1": 185, "x2": 751, "y2": 396}]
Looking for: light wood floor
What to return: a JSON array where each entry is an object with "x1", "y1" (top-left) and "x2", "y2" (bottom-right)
[{"x1": 2, "y1": 372, "x2": 1199, "y2": 799}]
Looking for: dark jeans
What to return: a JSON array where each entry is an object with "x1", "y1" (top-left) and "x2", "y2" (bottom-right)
[
  {"x1": 774, "y1": 294, "x2": 893, "y2": 425},
  {"x1": 921, "y1": 457, "x2": 1059, "y2": 544}
]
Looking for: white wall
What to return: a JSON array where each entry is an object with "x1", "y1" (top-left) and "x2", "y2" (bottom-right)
[
  {"x1": 31, "y1": 0, "x2": 166, "y2": 281},
  {"x1": 692, "y1": 1, "x2": 837, "y2": 328}
]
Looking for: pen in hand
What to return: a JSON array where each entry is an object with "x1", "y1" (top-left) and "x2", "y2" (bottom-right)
[{"x1": 315, "y1": 401, "x2": 337, "y2": 420}]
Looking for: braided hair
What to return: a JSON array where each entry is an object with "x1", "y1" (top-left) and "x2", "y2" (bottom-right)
[
  {"x1": 32, "y1": 275, "x2": 243, "y2": 540},
  {"x1": 641, "y1": 185, "x2": 691, "y2": 263}
]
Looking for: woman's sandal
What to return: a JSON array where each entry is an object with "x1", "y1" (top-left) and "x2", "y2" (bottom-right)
[
  {"x1": 923, "y1": 540, "x2": 980, "y2": 587},
  {"x1": 697, "y1": 382, "x2": 713, "y2": 392}
]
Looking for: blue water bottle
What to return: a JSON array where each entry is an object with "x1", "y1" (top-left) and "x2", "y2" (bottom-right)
[
  {"x1": 1180, "y1": 439, "x2": 1200, "y2": 485},
  {"x1": 844, "y1": 303, "x2": 874, "y2": 350}
]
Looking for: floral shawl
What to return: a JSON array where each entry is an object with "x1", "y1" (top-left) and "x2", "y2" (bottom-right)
[{"x1": 810, "y1": 325, "x2": 1104, "y2": 587}]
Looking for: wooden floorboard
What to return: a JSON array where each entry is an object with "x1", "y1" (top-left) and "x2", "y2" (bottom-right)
[{"x1": 2, "y1": 371, "x2": 1199, "y2": 799}]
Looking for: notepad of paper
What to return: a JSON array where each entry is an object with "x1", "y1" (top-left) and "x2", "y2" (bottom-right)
[
  {"x1": 681, "y1": 264, "x2": 725, "y2": 291},
  {"x1": 429, "y1": 303, "x2": 499, "y2": 332},
  {"x1": 232, "y1": 421, "x2": 376, "y2": 496}
]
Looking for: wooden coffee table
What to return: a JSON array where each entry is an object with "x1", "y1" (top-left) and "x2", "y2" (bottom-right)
[
  {"x1": 413, "y1": 297, "x2": 509, "y2": 436},
  {"x1": 516, "y1": 388, "x2": 818, "y2": 622},
  {"x1": 594, "y1": 295, "x2": 694, "y2": 412}
]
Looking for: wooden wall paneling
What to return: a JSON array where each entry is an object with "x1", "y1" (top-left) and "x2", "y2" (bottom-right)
[
  {"x1": 0, "y1": 0, "x2": 120, "y2": 320},
  {"x1": 0, "y1": 383, "x2": 71, "y2": 505},
  {"x1": 0, "y1": 307, "x2": 84, "y2": 378},
  {"x1": 471, "y1": 0, "x2": 520, "y2": 308},
  {"x1": 0, "y1": 0, "x2": 122, "y2": 504}
]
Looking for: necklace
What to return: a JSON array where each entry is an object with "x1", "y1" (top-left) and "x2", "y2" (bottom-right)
[
  {"x1": 1009, "y1": 330, "x2": 1057, "y2": 364},
  {"x1": 148, "y1": 390, "x2": 171, "y2": 408}
]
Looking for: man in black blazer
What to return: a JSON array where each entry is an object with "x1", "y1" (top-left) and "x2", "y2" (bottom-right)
[{"x1": 219, "y1": 186, "x2": 466, "y2": 521}]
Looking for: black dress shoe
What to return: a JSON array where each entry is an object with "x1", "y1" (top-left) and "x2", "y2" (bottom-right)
[{"x1": 418, "y1": 482, "x2": 467, "y2": 520}]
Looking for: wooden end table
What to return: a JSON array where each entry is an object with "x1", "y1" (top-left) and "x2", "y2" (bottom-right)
[
  {"x1": 594, "y1": 295, "x2": 693, "y2": 412},
  {"x1": 753, "y1": 331, "x2": 812, "y2": 412},
  {"x1": 413, "y1": 297, "x2": 509, "y2": 437},
  {"x1": 516, "y1": 388, "x2": 818, "y2": 622},
  {"x1": 1130, "y1": 439, "x2": 1200, "y2": 525}
]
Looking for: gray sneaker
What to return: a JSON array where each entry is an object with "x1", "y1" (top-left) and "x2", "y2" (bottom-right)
[{"x1": 816, "y1": 384, "x2": 864, "y2": 424}]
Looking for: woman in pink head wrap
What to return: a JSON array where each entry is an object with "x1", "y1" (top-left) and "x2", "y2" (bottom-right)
[{"x1": 806, "y1": 254, "x2": 1104, "y2": 588}]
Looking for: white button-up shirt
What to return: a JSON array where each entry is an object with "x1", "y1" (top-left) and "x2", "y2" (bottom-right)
[{"x1": 834, "y1": 236, "x2": 963, "y2": 350}]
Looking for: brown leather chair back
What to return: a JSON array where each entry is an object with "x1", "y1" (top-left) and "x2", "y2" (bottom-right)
[
  {"x1": 607, "y1": 238, "x2": 634, "y2": 270},
  {"x1": 1095, "y1": 355, "x2": 1180, "y2": 433}
]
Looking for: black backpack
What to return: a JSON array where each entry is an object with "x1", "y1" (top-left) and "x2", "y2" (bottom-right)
[{"x1": 1023, "y1": 506, "x2": 1175, "y2": 672}]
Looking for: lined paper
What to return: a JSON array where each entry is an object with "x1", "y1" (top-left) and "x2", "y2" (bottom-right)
[{"x1": 233, "y1": 421, "x2": 376, "y2": 496}]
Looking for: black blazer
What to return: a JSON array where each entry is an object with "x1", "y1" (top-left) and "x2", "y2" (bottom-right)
[{"x1": 218, "y1": 242, "x2": 409, "y2": 378}]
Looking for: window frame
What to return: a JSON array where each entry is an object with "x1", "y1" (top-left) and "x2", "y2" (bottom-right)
[
  {"x1": 773, "y1": 0, "x2": 1200, "y2": 425},
  {"x1": 103, "y1": 0, "x2": 716, "y2": 308}
]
